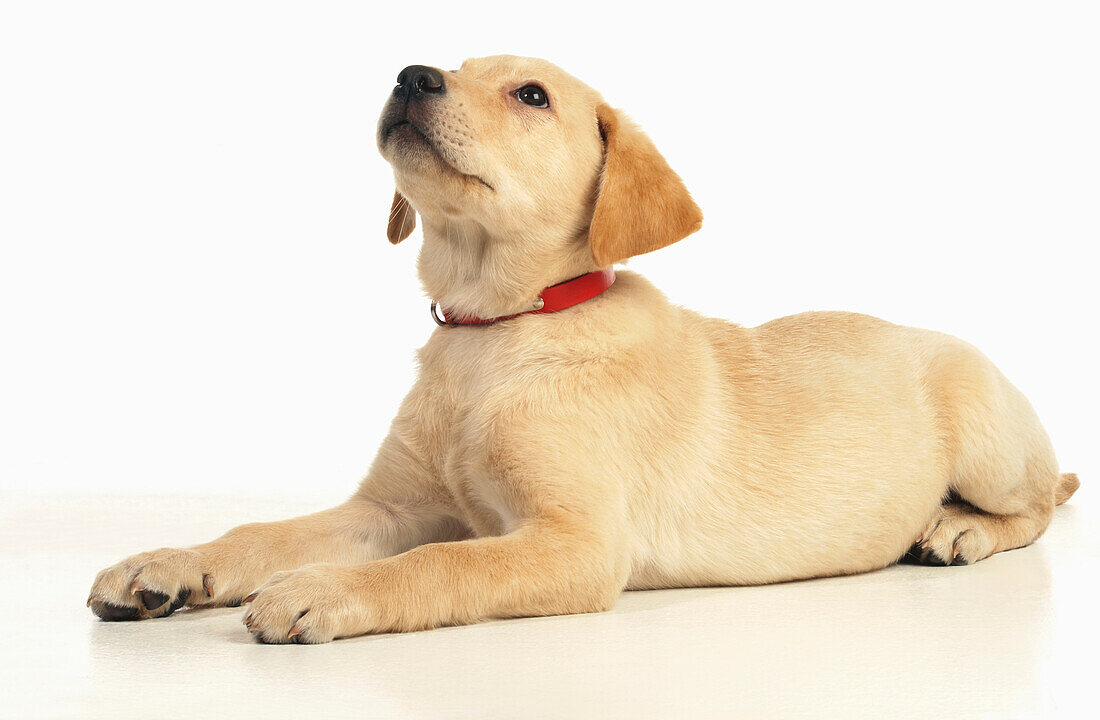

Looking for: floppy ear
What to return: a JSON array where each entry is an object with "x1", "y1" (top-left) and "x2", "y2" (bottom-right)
[
  {"x1": 589, "y1": 104, "x2": 703, "y2": 267},
  {"x1": 387, "y1": 190, "x2": 416, "y2": 244}
]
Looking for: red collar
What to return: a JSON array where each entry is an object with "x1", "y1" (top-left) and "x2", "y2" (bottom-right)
[{"x1": 430, "y1": 268, "x2": 616, "y2": 326}]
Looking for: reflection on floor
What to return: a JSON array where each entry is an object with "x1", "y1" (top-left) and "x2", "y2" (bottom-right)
[{"x1": 1, "y1": 493, "x2": 1095, "y2": 719}]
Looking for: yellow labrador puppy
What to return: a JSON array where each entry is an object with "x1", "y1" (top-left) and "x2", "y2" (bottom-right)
[{"x1": 88, "y1": 56, "x2": 1079, "y2": 643}]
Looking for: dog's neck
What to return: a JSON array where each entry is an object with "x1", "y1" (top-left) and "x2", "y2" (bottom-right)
[{"x1": 417, "y1": 216, "x2": 600, "y2": 321}]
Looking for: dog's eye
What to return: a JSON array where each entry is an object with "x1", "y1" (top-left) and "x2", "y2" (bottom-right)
[{"x1": 515, "y1": 84, "x2": 549, "y2": 108}]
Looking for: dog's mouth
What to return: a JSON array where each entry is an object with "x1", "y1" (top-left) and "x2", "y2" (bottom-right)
[
  {"x1": 383, "y1": 118, "x2": 421, "y2": 142},
  {"x1": 382, "y1": 118, "x2": 494, "y2": 191}
]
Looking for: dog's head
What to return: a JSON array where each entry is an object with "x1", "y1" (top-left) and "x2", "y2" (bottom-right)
[{"x1": 377, "y1": 56, "x2": 702, "y2": 269}]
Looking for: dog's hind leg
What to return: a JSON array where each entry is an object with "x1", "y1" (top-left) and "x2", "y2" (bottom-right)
[
  {"x1": 909, "y1": 340, "x2": 1076, "y2": 566},
  {"x1": 909, "y1": 481, "x2": 1062, "y2": 566}
]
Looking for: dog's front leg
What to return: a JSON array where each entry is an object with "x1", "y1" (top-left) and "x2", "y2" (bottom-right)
[
  {"x1": 87, "y1": 499, "x2": 424, "y2": 621},
  {"x1": 88, "y1": 435, "x2": 455, "y2": 622},
  {"x1": 243, "y1": 513, "x2": 628, "y2": 643}
]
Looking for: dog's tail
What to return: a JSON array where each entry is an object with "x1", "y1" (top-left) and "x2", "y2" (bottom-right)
[{"x1": 1055, "y1": 472, "x2": 1080, "y2": 505}]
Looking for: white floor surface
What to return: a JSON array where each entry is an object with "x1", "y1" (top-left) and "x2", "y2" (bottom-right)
[{"x1": 1, "y1": 492, "x2": 1096, "y2": 719}]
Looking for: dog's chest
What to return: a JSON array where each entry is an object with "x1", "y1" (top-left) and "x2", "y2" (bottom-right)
[{"x1": 417, "y1": 329, "x2": 551, "y2": 537}]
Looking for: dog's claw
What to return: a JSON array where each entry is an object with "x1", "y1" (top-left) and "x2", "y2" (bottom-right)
[
  {"x1": 202, "y1": 573, "x2": 215, "y2": 599},
  {"x1": 243, "y1": 592, "x2": 258, "y2": 605},
  {"x1": 950, "y1": 530, "x2": 971, "y2": 566}
]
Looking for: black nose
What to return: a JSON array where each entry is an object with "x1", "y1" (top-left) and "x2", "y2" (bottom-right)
[{"x1": 395, "y1": 65, "x2": 445, "y2": 101}]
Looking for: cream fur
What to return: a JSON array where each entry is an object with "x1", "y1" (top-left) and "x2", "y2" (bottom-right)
[{"x1": 88, "y1": 55, "x2": 1076, "y2": 643}]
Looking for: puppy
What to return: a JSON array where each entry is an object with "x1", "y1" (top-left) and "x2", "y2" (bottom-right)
[{"x1": 88, "y1": 56, "x2": 1079, "y2": 643}]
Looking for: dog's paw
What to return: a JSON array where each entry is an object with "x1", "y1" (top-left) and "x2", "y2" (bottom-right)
[
  {"x1": 242, "y1": 564, "x2": 370, "y2": 644},
  {"x1": 88, "y1": 548, "x2": 213, "y2": 621},
  {"x1": 907, "y1": 504, "x2": 994, "y2": 567}
]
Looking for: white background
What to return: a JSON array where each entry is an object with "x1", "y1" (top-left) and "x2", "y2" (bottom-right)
[
  {"x1": 1, "y1": 0, "x2": 1096, "y2": 502},
  {"x1": 1, "y1": 4, "x2": 1098, "y2": 718}
]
